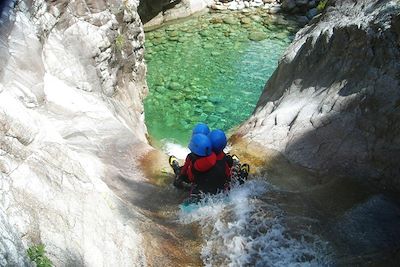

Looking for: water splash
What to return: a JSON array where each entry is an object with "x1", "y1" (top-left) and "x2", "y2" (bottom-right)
[
  {"x1": 162, "y1": 140, "x2": 190, "y2": 160},
  {"x1": 179, "y1": 180, "x2": 333, "y2": 266}
]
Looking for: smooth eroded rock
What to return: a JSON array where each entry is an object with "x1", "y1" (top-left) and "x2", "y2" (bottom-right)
[
  {"x1": 238, "y1": 0, "x2": 400, "y2": 191},
  {"x1": 0, "y1": 0, "x2": 153, "y2": 265}
]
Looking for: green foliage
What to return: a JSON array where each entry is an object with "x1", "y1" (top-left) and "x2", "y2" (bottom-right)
[
  {"x1": 317, "y1": 0, "x2": 328, "y2": 12},
  {"x1": 27, "y1": 244, "x2": 53, "y2": 267},
  {"x1": 115, "y1": 34, "x2": 125, "y2": 51}
]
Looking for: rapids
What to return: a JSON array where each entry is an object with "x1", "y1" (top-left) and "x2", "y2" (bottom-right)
[
  {"x1": 179, "y1": 180, "x2": 333, "y2": 266},
  {"x1": 159, "y1": 143, "x2": 400, "y2": 266}
]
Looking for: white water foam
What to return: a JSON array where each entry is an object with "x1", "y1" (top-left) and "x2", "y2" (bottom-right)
[
  {"x1": 179, "y1": 180, "x2": 333, "y2": 266},
  {"x1": 162, "y1": 140, "x2": 190, "y2": 160}
]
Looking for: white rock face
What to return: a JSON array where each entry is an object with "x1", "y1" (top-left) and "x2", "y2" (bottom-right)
[
  {"x1": 1, "y1": 0, "x2": 152, "y2": 265},
  {"x1": 238, "y1": 0, "x2": 400, "y2": 190}
]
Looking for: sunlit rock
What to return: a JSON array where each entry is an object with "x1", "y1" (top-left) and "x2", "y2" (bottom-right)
[
  {"x1": 0, "y1": 0, "x2": 151, "y2": 265},
  {"x1": 238, "y1": 0, "x2": 400, "y2": 191}
]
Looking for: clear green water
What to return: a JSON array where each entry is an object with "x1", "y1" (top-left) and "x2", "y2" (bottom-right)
[{"x1": 144, "y1": 11, "x2": 297, "y2": 145}]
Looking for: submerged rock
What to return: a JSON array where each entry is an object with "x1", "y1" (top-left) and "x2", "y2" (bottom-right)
[
  {"x1": 223, "y1": 16, "x2": 238, "y2": 25},
  {"x1": 168, "y1": 30, "x2": 179, "y2": 37},
  {"x1": 241, "y1": 17, "x2": 252, "y2": 24},
  {"x1": 210, "y1": 17, "x2": 224, "y2": 24},
  {"x1": 248, "y1": 31, "x2": 268, "y2": 41},
  {"x1": 169, "y1": 81, "x2": 184, "y2": 90},
  {"x1": 238, "y1": 0, "x2": 400, "y2": 191}
]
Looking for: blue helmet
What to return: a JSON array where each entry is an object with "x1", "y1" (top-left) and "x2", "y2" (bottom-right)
[
  {"x1": 192, "y1": 123, "x2": 210, "y2": 136},
  {"x1": 208, "y1": 129, "x2": 227, "y2": 153},
  {"x1": 188, "y1": 134, "x2": 212, "y2": 156}
]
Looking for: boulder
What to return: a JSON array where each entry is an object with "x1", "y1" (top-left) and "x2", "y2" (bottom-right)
[
  {"x1": 237, "y1": 2, "x2": 246, "y2": 9},
  {"x1": 0, "y1": 0, "x2": 167, "y2": 265},
  {"x1": 237, "y1": 0, "x2": 400, "y2": 191},
  {"x1": 228, "y1": 1, "x2": 239, "y2": 10}
]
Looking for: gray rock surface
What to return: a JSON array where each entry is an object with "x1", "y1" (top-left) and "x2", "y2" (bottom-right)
[
  {"x1": 0, "y1": 207, "x2": 32, "y2": 266},
  {"x1": 282, "y1": 0, "x2": 322, "y2": 15},
  {"x1": 306, "y1": 7, "x2": 318, "y2": 19},
  {"x1": 238, "y1": 0, "x2": 400, "y2": 191},
  {"x1": 1, "y1": 0, "x2": 152, "y2": 265},
  {"x1": 141, "y1": 0, "x2": 211, "y2": 30}
]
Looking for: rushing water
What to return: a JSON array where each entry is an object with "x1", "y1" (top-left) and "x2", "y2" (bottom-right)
[
  {"x1": 179, "y1": 180, "x2": 333, "y2": 266},
  {"x1": 144, "y1": 10, "x2": 335, "y2": 266},
  {"x1": 144, "y1": 11, "x2": 297, "y2": 145}
]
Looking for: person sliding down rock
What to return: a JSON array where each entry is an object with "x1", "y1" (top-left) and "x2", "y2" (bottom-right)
[
  {"x1": 170, "y1": 122, "x2": 231, "y2": 194},
  {"x1": 170, "y1": 123, "x2": 250, "y2": 195},
  {"x1": 169, "y1": 123, "x2": 211, "y2": 189},
  {"x1": 190, "y1": 133, "x2": 228, "y2": 194},
  {"x1": 208, "y1": 129, "x2": 249, "y2": 187},
  {"x1": 171, "y1": 133, "x2": 226, "y2": 194}
]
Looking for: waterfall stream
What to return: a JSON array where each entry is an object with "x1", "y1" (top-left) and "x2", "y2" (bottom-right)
[{"x1": 143, "y1": 10, "x2": 400, "y2": 266}]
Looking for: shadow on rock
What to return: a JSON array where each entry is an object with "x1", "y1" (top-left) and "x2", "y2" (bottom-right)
[
  {"x1": 102, "y1": 146, "x2": 203, "y2": 266},
  {"x1": 138, "y1": 0, "x2": 182, "y2": 24}
]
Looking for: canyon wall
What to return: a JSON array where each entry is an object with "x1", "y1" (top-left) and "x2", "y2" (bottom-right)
[
  {"x1": 0, "y1": 0, "x2": 151, "y2": 265},
  {"x1": 238, "y1": 0, "x2": 400, "y2": 191}
]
